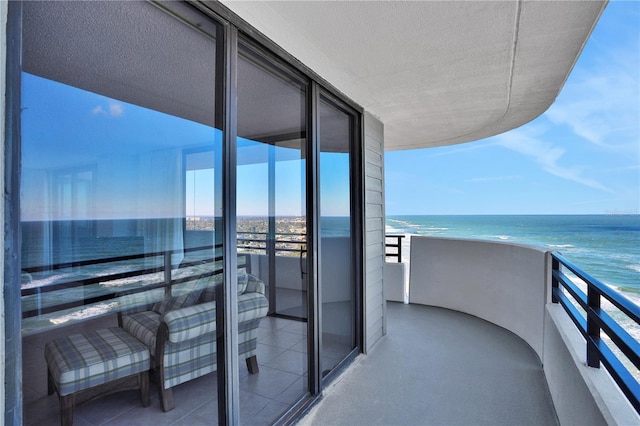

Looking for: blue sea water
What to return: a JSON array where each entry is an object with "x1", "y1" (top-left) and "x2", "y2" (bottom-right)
[{"x1": 386, "y1": 215, "x2": 640, "y2": 297}]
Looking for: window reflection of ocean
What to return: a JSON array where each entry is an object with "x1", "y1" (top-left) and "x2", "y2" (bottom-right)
[{"x1": 20, "y1": 216, "x2": 352, "y2": 287}]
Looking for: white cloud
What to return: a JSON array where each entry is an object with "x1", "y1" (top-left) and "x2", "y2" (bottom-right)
[
  {"x1": 109, "y1": 102, "x2": 124, "y2": 117},
  {"x1": 465, "y1": 175, "x2": 522, "y2": 183},
  {"x1": 494, "y1": 129, "x2": 613, "y2": 193},
  {"x1": 427, "y1": 141, "x2": 494, "y2": 158},
  {"x1": 91, "y1": 102, "x2": 124, "y2": 117},
  {"x1": 544, "y1": 35, "x2": 639, "y2": 151}
]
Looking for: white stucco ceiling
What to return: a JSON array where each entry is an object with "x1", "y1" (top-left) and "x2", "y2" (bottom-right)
[{"x1": 220, "y1": 0, "x2": 607, "y2": 151}]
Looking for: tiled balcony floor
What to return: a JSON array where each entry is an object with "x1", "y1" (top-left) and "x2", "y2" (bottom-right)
[{"x1": 299, "y1": 302, "x2": 559, "y2": 426}]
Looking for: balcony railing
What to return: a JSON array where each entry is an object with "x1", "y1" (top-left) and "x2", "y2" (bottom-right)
[
  {"x1": 237, "y1": 231, "x2": 306, "y2": 256},
  {"x1": 385, "y1": 235, "x2": 404, "y2": 263},
  {"x1": 549, "y1": 253, "x2": 639, "y2": 413},
  {"x1": 21, "y1": 244, "x2": 229, "y2": 323},
  {"x1": 21, "y1": 232, "x2": 307, "y2": 331}
]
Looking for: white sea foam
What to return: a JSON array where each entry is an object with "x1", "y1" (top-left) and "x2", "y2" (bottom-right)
[
  {"x1": 49, "y1": 302, "x2": 118, "y2": 325},
  {"x1": 562, "y1": 274, "x2": 640, "y2": 342},
  {"x1": 22, "y1": 273, "x2": 76, "y2": 289},
  {"x1": 385, "y1": 224, "x2": 403, "y2": 234},
  {"x1": 547, "y1": 244, "x2": 575, "y2": 249},
  {"x1": 626, "y1": 264, "x2": 640, "y2": 273}
]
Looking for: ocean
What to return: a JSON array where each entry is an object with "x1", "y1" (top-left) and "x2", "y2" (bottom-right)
[
  {"x1": 22, "y1": 215, "x2": 640, "y2": 296},
  {"x1": 386, "y1": 214, "x2": 640, "y2": 368},
  {"x1": 386, "y1": 214, "x2": 640, "y2": 298}
]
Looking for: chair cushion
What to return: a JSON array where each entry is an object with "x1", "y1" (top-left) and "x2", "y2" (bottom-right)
[
  {"x1": 238, "y1": 291, "x2": 269, "y2": 323},
  {"x1": 237, "y1": 268, "x2": 248, "y2": 295},
  {"x1": 122, "y1": 310, "x2": 161, "y2": 351},
  {"x1": 152, "y1": 291, "x2": 201, "y2": 315},
  {"x1": 44, "y1": 327, "x2": 150, "y2": 396},
  {"x1": 163, "y1": 301, "x2": 217, "y2": 344}
]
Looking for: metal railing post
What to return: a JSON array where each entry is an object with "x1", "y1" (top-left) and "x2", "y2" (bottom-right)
[
  {"x1": 551, "y1": 256, "x2": 559, "y2": 304},
  {"x1": 164, "y1": 251, "x2": 172, "y2": 298},
  {"x1": 586, "y1": 286, "x2": 601, "y2": 368}
]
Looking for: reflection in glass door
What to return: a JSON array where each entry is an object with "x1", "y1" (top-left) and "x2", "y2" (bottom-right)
[
  {"x1": 236, "y1": 42, "x2": 310, "y2": 424},
  {"x1": 318, "y1": 96, "x2": 357, "y2": 377},
  {"x1": 20, "y1": 2, "x2": 223, "y2": 423}
]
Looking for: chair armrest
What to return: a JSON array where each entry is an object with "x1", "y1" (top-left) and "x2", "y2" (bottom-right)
[
  {"x1": 162, "y1": 301, "x2": 216, "y2": 344},
  {"x1": 246, "y1": 275, "x2": 265, "y2": 295}
]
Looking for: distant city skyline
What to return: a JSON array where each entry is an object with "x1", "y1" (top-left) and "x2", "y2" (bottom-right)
[{"x1": 385, "y1": 1, "x2": 639, "y2": 216}]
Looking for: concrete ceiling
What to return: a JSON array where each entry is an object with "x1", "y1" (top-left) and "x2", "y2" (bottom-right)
[{"x1": 220, "y1": 0, "x2": 607, "y2": 151}]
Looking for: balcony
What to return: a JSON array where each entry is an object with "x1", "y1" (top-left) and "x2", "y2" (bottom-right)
[
  {"x1": 364, "y1": 235, "x2": 639, "y2": 426},
  {"x1": 23, "y1": 303, "x2": 555, "y2": 426},
  {"x1": 21, "y1": 236, "x2": 639, "y2": 425}
]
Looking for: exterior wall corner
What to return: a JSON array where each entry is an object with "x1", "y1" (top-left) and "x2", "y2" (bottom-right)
[{"x1": 363, "y1": 111, "x2": 385, "y2": 353}]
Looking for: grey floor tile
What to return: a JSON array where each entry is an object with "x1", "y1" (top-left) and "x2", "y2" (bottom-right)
[
  {"x1": 103, "y1": 402, "x2": 190, "y2": 426},
  {"x1": 290, "y1": 339, "x2": 308, "y2": 354},
  {"x1": 74, "y1": 389, "x2": 141, "y2": 425},
  {"x1": 238, "y1": 389, "x2": 272, "y2": 420},
  {"x1": 258, "y1": 330, "x2": 304, "y2": 350},
  {"x1": 280, "y1": 321, "x2": 307, "y2": 336},
  {"x1": 169, "y1": 373, "x2": 217, "y2": 413},
  {"x1": 23, "y1": 393, "x2": 64, "y2": 426},
  {"x1": 240, "y1": 365, "x2": 300, "y2": 400},
  {"x1": 265, "y1": 349, "x2": 307, "y2": 376},
  {"x1": 175, "y1": 396, "x2": 218, "y2": 425},
  {"x1": 243, "y1": 399, "x2": 290, "y2": 426},
  {"x1": 256, "y1": 343, "x2": 287, "y2": 365},
  {"x1": 273, "y1": 376, "x2": 308, "y2": 405}
]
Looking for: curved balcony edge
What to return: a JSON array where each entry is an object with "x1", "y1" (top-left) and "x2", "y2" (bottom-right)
[
  {"x1": 408, "y1": 236, "x2": 549, "y2": 358},
  {"x1": 407, "y1": 235, "x2": 639, "y2": 426}
]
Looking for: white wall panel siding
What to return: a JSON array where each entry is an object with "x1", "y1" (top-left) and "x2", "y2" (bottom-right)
[
  {"x1": 366, "y1": 217, "x2": 383, "y2": 232},
  {"x1": 366, "y1": 190, "x2": 383, "y2": 206},
  {"x1": 363, "y1": 111, "x2": 386, "y2": 353}
]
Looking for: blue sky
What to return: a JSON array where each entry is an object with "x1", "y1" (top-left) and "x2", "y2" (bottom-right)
[{"x1": 385, "y1": 1, "x2": 640, "y2": 216}]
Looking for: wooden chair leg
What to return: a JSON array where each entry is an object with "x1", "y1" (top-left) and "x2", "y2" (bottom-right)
[
  {"x1": 47, "y1": 369, "x2": 56, "y2": 396},
  {"x1": 140, "y1": 372, "x2": 150, "y2": 407},
  {"x1": 246, "y1": 355, "x2": 259, "y2": 374},
  {"x1": 59, "y1": 394, "x2": 74, "y2": 426},
  {"x1": 159, "y1": 384, "x2": 175, "y2": 412}
]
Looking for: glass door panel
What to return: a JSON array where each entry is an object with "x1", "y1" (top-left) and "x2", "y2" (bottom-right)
[
  {"x1": 236, "y1": 42, "x2": 309, "y2": 424},
  {"x1": 20, "y1": 2, "x2": 223, "y2": 422},
  {"x1": 318, "y1": 97, "x2": 357, "y2": 377}
]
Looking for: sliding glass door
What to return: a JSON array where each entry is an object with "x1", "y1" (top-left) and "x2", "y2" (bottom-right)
[
  {"x1": 15, "y1": 2, "x2": 362, "y2": 424},
  {"x1": 236, "y1": 41, "x2": 310, "y2": 424},
  {"x1": 318, "y1": 96, "x2": 360, "y2": 378}
]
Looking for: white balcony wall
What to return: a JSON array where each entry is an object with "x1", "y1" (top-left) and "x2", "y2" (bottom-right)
[
  {"x1": 408, "y1": 236, "x2": 640, "y2": 425},
  {"x1": 544, "y1": 304, "x2": 638, "y2": 425},
  {"x1": 249, "y1": 254, "x2": 304, "y2": 291},
  {"x1": 384, "y1": 262, "x2": 405, "y2": 303},
  {"x1": 409, "y1": 236, "x2": 549, "y2": 358},
  {"x1": 321, "y1": 237, "x2": 354, "y2": 304},
  {"x1": 364, "y1": 112, "x2": 386, "y2": 352}
]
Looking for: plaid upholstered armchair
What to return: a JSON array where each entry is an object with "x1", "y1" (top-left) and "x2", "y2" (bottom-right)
[{"x1": 121, "y1": 270, "x2": 268, "y2": 412}]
